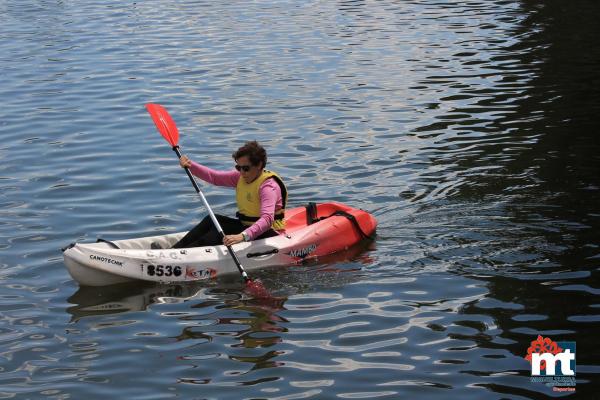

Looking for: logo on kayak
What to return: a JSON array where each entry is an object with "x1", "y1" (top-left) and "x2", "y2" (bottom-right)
[
  {"x1": 185, "y1": 267, "x2": 217, "y2": 280},
  {"x1": 287, "y1": 244, "x2": 317, "y2": 259},
  {"x1": 90, "y1": 254, "x2": 123, "y2": 267}
]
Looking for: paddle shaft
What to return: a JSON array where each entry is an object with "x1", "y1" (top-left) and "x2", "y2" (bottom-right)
[{"x1": 172, "y1": 145, "x2": 250, "y2": 282}]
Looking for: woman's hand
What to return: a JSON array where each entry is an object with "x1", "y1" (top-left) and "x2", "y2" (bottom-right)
[
  {"x1": 223, "y1": 234, "x2": 244, "y2": 247},
  {"x1": 179, "y1": 155, "x2": 192, "y2": 169}
]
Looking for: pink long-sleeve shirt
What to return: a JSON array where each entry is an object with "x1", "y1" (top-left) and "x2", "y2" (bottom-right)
[{"x1": 189, "y1": 161, "x2": 283, "y2": 240}]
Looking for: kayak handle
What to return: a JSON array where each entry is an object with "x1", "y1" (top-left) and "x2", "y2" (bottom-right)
[{"x1": 246, "y1": 248, "x2": 279, "y2": 258}]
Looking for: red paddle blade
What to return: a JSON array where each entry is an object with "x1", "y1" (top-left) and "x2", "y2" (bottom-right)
[
  {"x1": 145, "y1": 103, "x2": 179, "y2": 147},
  {"x1": 245, "y1": 279, "x2": 270, "y2": 298}
]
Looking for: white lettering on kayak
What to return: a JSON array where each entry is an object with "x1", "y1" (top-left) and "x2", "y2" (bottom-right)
[
  {"x1": 145, "y1": 251, "x2": 181, "y2": 260},
  {"x1": 90, "y1": 254, "x2": 123, "y2": 267},
  {"x1": 288, "y1": 244, "x2": 317, "y2": 259}
]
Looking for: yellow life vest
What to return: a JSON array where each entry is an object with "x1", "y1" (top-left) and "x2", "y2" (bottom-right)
[{"x1": 236, "y1": 170, "x2": 288, "y2": 230}]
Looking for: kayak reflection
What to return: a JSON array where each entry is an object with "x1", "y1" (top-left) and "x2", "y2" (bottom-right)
[{"x1": 66, "y1": 282, "x2": 208, "y2": 321}]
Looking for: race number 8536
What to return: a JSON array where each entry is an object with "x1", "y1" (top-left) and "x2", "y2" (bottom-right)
[{"x1": 145, "y1": 264, "x2": 182, "y2": 277}]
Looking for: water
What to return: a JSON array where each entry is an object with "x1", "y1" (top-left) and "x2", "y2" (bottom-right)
[{"x1": 1, "y1": 0, "x2": 599, "y2": 398}]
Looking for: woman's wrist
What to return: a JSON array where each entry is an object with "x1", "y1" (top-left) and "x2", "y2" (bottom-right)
[{"x1": 241, "y1": 231, "x2": 249, "y2": 242}]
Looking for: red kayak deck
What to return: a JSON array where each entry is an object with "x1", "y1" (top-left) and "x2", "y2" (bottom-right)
[{"x1": 283, "y1": 202, "x2": 377, "y2": 259}]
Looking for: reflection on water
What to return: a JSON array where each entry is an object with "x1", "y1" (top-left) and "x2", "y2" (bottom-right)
[
  {"x1": 67, "y1": 282, "x2": 208, "y2": 321},
  {"x1": 1, "y1": 0, "x2": 599, "y2": 398}
]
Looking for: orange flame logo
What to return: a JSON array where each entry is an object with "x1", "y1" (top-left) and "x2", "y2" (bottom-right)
[{"x1": 525, "y1": 335, "x2": 563, "y2": 371}]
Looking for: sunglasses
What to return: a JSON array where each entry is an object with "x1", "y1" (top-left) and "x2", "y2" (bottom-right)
[{"x1": 235, "y1": 164, "x2": 253, "y2": 172}]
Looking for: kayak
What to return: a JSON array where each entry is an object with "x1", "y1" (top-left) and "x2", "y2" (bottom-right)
[{"x1": 63, "y1": 202, "x2": 377, "y2": 286}]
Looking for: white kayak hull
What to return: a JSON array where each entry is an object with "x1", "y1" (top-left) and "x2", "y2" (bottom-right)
[
  {"x1": 64, "y1": 232, "x2": 308, "y2": 286},
  {"x1": 63, "y1": 202, "x2": 377, "y2": 286}
]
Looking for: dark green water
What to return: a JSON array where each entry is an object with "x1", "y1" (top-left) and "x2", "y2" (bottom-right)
[{"x1": 1, "y1": 1, "x2": 598, "y2": 398}]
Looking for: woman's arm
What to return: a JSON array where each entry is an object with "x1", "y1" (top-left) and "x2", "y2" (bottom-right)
[{"x1": 180, "y1": 155, "x2": 239, "y2": 188}]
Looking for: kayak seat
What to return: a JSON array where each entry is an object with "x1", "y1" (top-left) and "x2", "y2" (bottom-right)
[{"x1": 301, "y1": 202, "x2": 375, "y2": 240}]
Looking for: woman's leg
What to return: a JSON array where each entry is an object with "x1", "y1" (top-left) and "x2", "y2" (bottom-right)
[
  {"x1": 255, "y1": 229, "x2": 279, "y2": 240},
  {"x1": 172, "y1": 215, "x2": 213, "y2": 248},
  {"x1": 172, "y1": 214, "x2": 245, "y2": 248}
]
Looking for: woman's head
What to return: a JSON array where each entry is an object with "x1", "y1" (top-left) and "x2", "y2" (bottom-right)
[
  {"x1": 232, "y1": 141, "x2": 267, "y2": 169},
  {"x1": 233, "y1": 141, "x2": 267, "y2": 183}
]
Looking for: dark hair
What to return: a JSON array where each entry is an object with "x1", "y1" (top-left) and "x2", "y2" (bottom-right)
[{"x1": 232, "y1": 141, "x2": 267, "y2": 169}]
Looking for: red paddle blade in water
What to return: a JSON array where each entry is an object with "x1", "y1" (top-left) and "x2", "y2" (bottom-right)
[
  {"x1": 146, "y1": 103, "x2": 179, "y2": 147},
  {"x1": 245, "y1": 279, "x2": 270, "y2": 298}
]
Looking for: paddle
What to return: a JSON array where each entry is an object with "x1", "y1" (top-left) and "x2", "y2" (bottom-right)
[{"x1": 145, "y1": 103, "x2": 269, "y2": 298}]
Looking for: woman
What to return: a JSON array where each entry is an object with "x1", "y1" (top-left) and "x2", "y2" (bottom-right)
[{"x1": 169, "y1": 140, "x2": 288, "y2": 249}]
